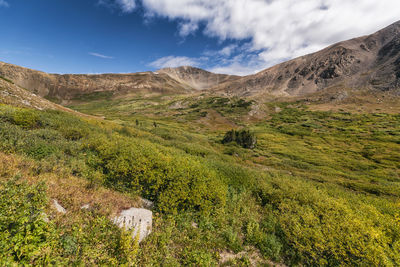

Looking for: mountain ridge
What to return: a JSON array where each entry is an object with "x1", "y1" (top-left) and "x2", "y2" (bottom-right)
[
  {"x1": 0, "y1": 62, "x2": 241, "y2": 103},
  {"x1": 0, "y1": 61, "x2": 199, "y2": 102},
  {"x1": 157, "y1": 66, "x2": 240, "y2": 90},
  {"x1": 211, "y1": 20, "x2": 400, "y2": 97},
  {"x1": 0, "y1": 21, "x2": 399, "y2": 104}
]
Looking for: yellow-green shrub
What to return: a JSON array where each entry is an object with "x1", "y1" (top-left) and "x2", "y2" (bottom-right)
[{"x1": 85, "y1": 134, "x2": 227, "y2": 214}]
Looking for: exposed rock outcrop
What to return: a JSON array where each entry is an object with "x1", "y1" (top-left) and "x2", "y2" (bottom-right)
[{"x1": 113, "y1": 208, "x2": 152, "y2": 243}]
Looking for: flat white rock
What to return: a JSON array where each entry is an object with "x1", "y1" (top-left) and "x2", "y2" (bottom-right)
[
  {"x1": 113, "y1": 208, "x2": 152, "y2": 243},
  {"x1": 52, "y1": 199, "x2": 66, "y2": 214}
]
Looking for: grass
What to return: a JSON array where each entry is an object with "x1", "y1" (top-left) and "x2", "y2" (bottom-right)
[{"x1": 1, "y1": 93, "x2": 400, "y2": 266}]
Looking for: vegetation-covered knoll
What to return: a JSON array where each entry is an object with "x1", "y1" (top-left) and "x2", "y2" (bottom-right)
[{"x1": 1, "y1": 103, "x2": 399, "y2": 266}]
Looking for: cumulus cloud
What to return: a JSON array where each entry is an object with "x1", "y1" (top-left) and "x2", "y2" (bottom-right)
[
  {"x1": 0, "y1": 0, "x2": 9, "y2": 7},
  {"x1": 89, "y1": 52, "x2": 114, "y2": 59},
  {"x1": 149, "y1": 56, "x2": 201, "y2": 68},
  {"x1": 112, "y1": 0, "x2": 400, "y2": 74}
]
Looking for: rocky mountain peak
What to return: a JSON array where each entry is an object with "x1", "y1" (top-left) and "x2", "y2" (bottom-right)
[{"x1": 210, "y1": 20, "x2": 400, "y2": 97}]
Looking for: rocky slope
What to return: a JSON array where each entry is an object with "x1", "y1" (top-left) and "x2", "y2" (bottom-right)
[
  {"x1": 0, "y1": 63, "x2": 240, "y2": 104},
  {"x1": 0, "y1": 63, "x2": 206, "y2": 102},
  {"x1": 0, "y1": 76, "x2": 79, "y2": 113},
  {"x1": 158, "y1": 66, "x2": 240, "y2": 90},
  {"x1": 211, "y1": 20, "x2": 400, "y2": 97}
]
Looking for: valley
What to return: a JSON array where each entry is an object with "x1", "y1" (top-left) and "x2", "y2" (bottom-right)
[{"x1": 0, "y1": 21, "x2": 399, "y2": 266}]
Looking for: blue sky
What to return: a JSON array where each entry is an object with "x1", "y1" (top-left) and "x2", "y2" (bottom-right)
[{"x1": 0, "y1": 0, "x2": 399, "y2": 75}]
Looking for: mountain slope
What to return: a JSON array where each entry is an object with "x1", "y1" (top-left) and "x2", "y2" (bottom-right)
[
  {"x1": 158, "y1": 66, "x2": 240, "y2": 90},
  {"x1": 0, "y1": 63, "x2": 239, "y2": 104},
  {"x1": 212, "y1": 20, "x2": 400, "y2": 97},
  {"x1": 0, "y1": 63, "x2": 198, "y2": 103},
  {"x1": 0, "y1": 76, "x2": 82, "y2": 114}
]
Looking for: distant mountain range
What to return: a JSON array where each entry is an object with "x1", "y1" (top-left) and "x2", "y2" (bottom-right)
[{"x1": 0, "y1": 20, "x2": 399, "y2": 106}]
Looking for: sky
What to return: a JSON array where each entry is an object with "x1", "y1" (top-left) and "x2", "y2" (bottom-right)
[{"x1": 0, "y1": 0, "x2": 399, "y2": 76}]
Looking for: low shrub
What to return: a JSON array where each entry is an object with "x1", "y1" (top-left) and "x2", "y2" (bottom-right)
[
  {"x1": 222, "y1": 129, "x2": 257, "y2": 149},
  {"x1": 0, "y1": 178, "x2": 61, "y2": 265}
]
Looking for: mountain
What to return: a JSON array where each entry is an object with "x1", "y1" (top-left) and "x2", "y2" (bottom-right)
[
  {"x1": 211, "y1": 21, "x2": 400, "y2": 97},
  {"x1": 0, "y1": 62, "x2": 201, "y2": 103},
  {"x1": 157, "y1": 66, "x2": 240, "y2": 90},
  {"x1": 1, "y1": 21, "x2": 399, "y2": 106},
  {"x1": 0, "y1": 63, "x2": 238, "y2": 104}
]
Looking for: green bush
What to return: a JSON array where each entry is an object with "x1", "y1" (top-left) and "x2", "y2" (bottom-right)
[
  {"x1": 0, "y1": 178, "x2": 61, "y2": 265},
  {"x1": 12, "y1": 109, "x2": 41, "y2": 129},
  {"x1": 222, "y1": 129, "x2": 257, "y2": 149},
  {"x1": 245, "y1": 219, "x2": 282, "y2": 260},
  {"x1": 256, "y1": 176, "x2": 400, "y2": 266},
  {"x1": 85, "y1": 134, "x2": 227, "y2": 214}
]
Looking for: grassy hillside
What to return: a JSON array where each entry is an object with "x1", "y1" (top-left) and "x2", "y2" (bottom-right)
[{"x1": 1, "y1": 97, "x2": 399, "y2": 265}]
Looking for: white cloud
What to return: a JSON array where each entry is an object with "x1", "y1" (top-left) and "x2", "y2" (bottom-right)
[
  {"x1": 218, "y1": 44, "x2": 238, "y2": 57},
  {"x1": 98, "y1": 0, "x2": 135, "y2": 13},
  {"x1": 207, "y1": 52, "x2": 264, "y2": 76},
  {"x1": 149, "y1": 56, "x2": 201, "y2": 68},
  {"x1": 209, "y1": 63, "x2": 260, "y2": 76},
  {"x1": 89, "y1": 52, "x2": 114, "y2": 59},
  {"x1": 137, "y1": 0, "x2": 400, "y2": 74},
  {"x1": 0, "y1": 0, "x2": 9, "y2": 7},
  {"x1": 178, "y1": 21, "x2": 199, "y2": 37},
  {"x1": 116, "y1": 0, "x2": 136, "y2": 12}
]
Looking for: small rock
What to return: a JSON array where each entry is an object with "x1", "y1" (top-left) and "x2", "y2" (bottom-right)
[
  {"x1": 113, "y1": 208, "x2": 152, "y2": 243},
  {"x1": 52, "y1": 199, "x2": 66, "y2": 214},
  {"x1": 140, "y1": 197, "x2": 154, "y2": 209},
  {"x1": 81, "y1": 204, "x2": 90, "y2": 210}
]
